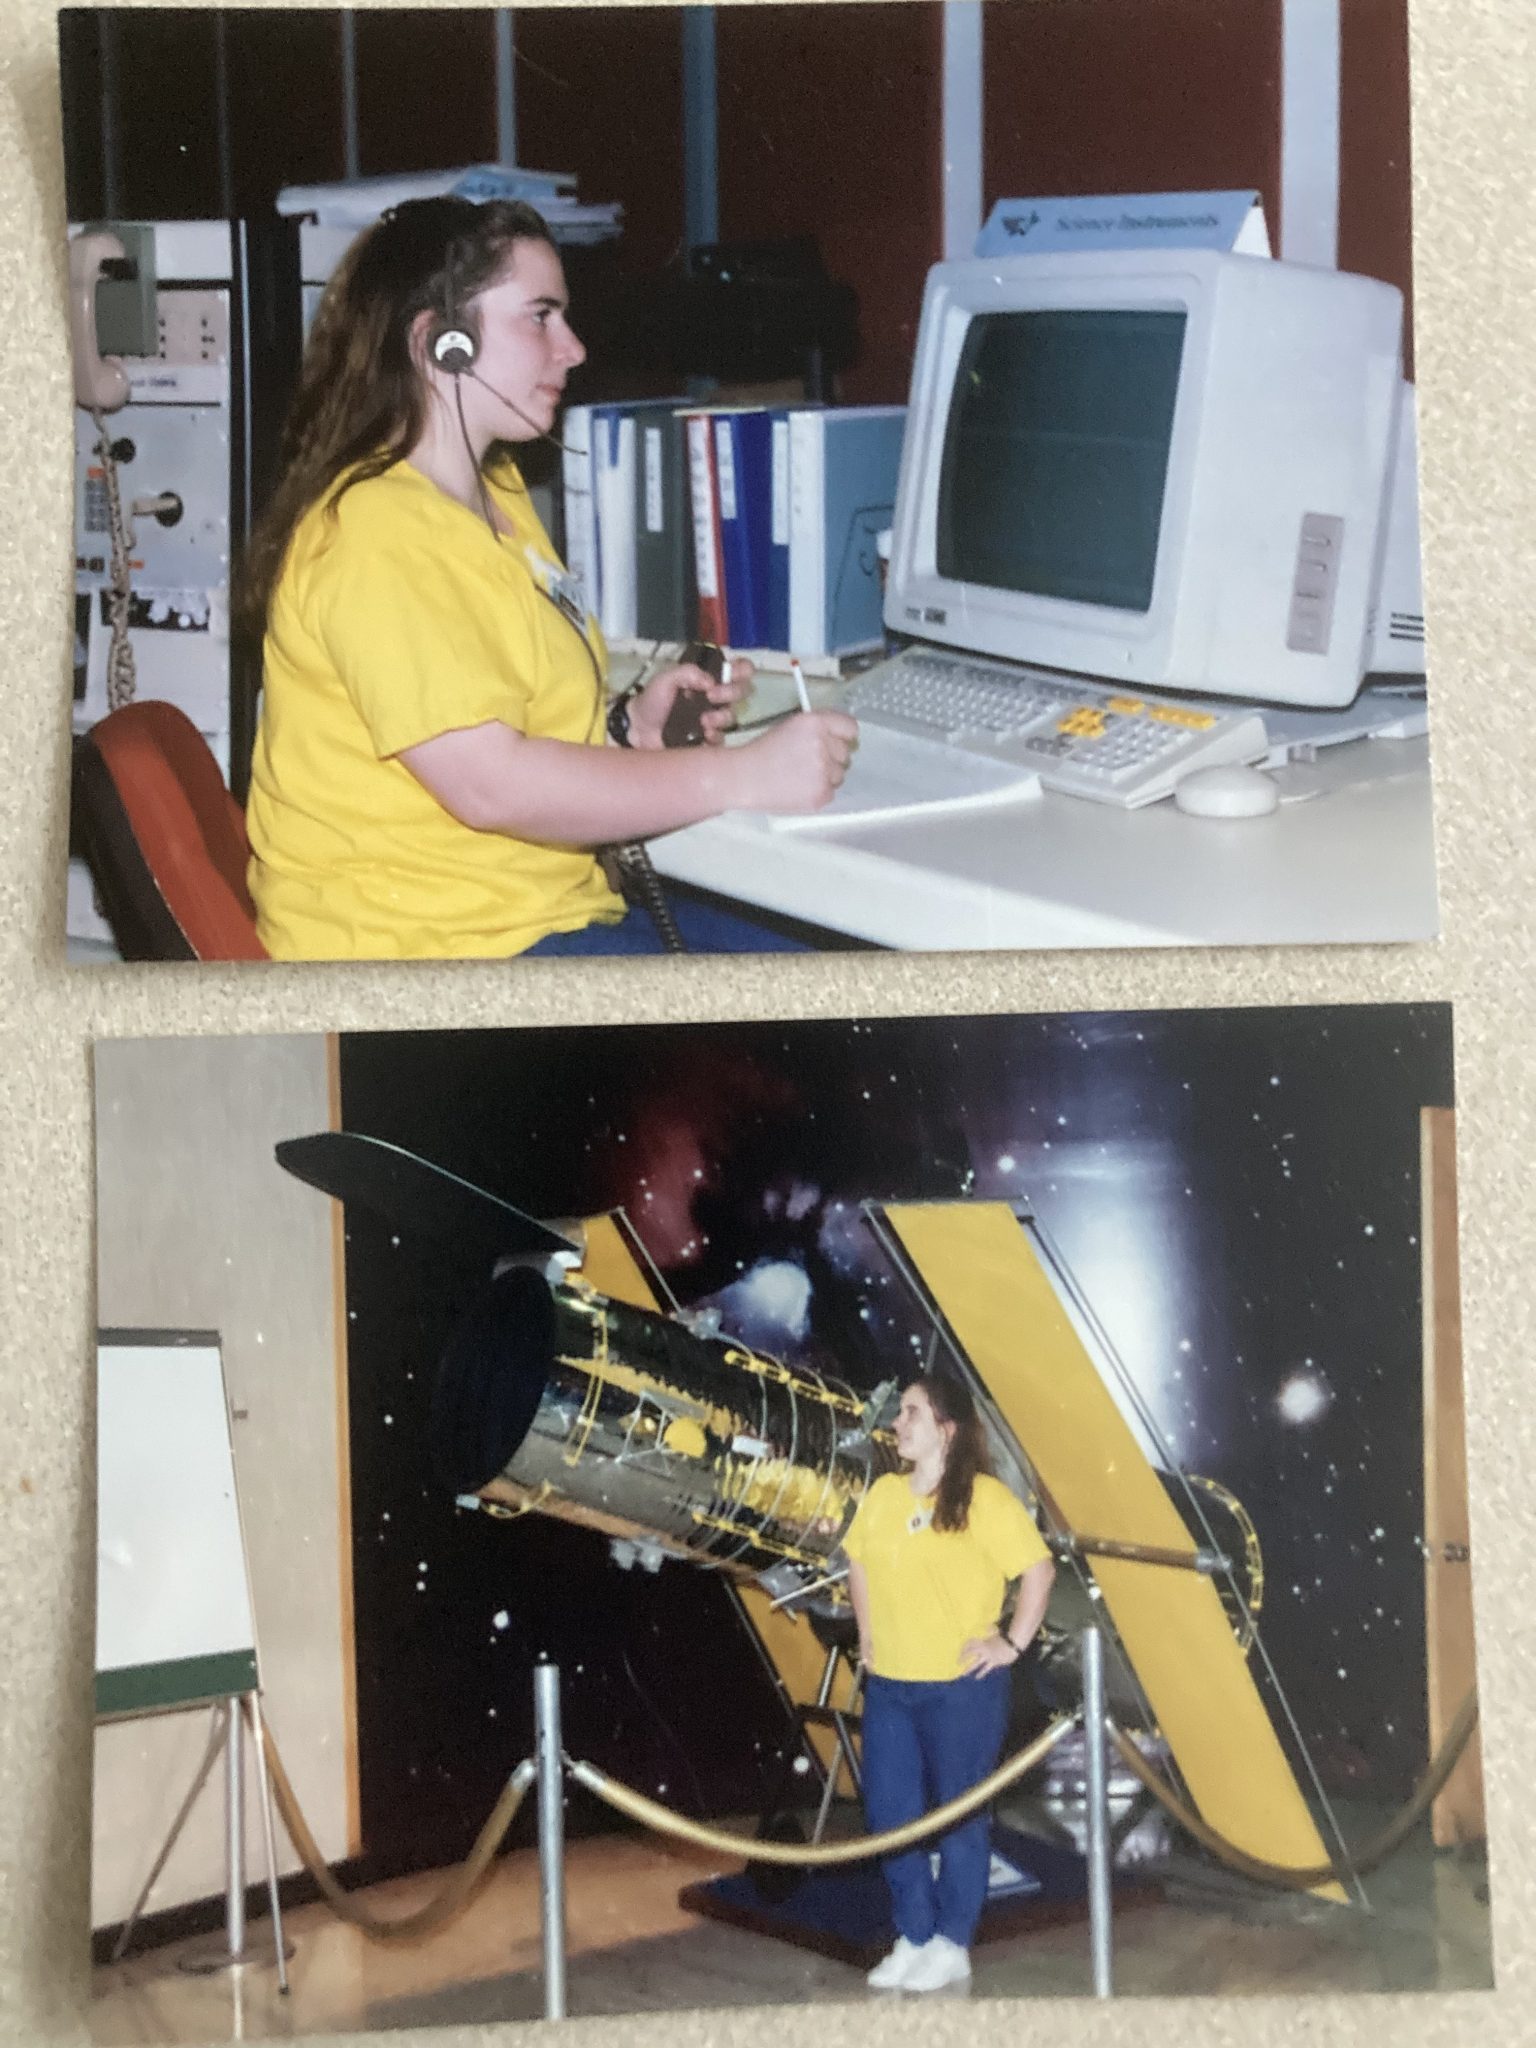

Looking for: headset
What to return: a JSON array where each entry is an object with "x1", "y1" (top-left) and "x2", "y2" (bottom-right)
[
  {"x1": 426, "y1": 228, "x2": 480, "y2": 378},
  {"x1": 423, "y1": 222, "x2": 574, "y2": 451}
]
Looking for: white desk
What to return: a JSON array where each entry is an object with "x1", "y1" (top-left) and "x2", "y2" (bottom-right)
[{"x1": 650, "y1": 733, "x2": 1438, "y2": 952}]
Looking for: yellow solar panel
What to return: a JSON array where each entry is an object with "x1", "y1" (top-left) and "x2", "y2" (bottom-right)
[
  {"x1": 884, "y1": 1200, "x2": 1343, "y2": 1899},
  {"x1": 572, "y1": 1213, "x2": 663, "y2": 1312}
]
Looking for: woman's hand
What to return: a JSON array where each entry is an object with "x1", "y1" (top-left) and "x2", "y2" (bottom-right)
[
  {"x1": 623, "y1": 654, "x2": 753, "y2": 750},
  {"x1": 730, "y1": 710, "x2": 860, "y2": 814},
  {"x1": 959, "y1": 1632, "x2": 1020, "y2": 1678}
]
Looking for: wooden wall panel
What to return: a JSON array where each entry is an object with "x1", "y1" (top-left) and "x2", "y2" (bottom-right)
[
  {"x1": 354, "y1": 9, "x2": 497, "y2": 177},
  {"x1": 1340, "y1": 0, "x2": 1416, "y2": 370},
  {"x1": 983, "y1": 0, "x2": 1283, "y2": 247},
  {"x1": 225, "y1": 11, "x2": 347, "y2": 212},
  {"x1": 717, "y1": 2, "x2": 945, "y2": 405},
  {"x1": 514, "y1": 6, "x2": 687, "y2": 280},
  {"x1": 91, "y1": 9, "x2": 225, "y2": 220},
  {"x1": 58, "y1": 10, "x2": 106, "y2": 220}
]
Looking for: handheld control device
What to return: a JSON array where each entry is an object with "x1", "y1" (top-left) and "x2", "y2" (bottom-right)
[{"x1": 662, "y1": 641, "x2": 726, "y2": 748}]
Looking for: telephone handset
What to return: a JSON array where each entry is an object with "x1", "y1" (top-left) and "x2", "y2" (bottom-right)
[
  {"x1": 67, "y1": 232, "x2": 131, "y2": 413},
  {"x1": 68, "y1": 230, "x2": 141, "y2": 715}
]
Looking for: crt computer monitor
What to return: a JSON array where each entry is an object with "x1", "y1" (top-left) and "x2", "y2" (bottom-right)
[{"x1": 884, "y1": 248, "x2": 1424, "y2": 710}]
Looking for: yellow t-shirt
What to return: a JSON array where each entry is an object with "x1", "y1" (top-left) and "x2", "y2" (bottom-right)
[
  {"x1": 842, "y1": 1471, "x2": 1050, "y2": 1682},
  {"x1": 246, "y1": 459, "x2": 624, "y2": 959}
]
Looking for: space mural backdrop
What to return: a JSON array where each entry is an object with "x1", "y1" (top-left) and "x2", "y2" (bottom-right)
[{"x1": 337, "y1": 1003, "x2": 1455, "y2": 1873}]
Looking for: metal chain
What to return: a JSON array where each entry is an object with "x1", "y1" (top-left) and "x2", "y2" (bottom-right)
[{"x1": 90, "y1": 406, "x2": 137, "y2": 712}]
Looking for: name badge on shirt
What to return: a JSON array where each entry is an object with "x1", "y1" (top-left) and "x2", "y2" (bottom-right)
[{"x1": 525, "y1": 546, "x2": 590, "y2": 631}]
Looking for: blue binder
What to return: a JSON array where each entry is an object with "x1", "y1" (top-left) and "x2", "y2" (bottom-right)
[
  {"x1": 710, "y1": 410, "x2": 776, "y2": 649},
  {"x1": 788, "y1": 406, "x2": 906, "y2": 658}
]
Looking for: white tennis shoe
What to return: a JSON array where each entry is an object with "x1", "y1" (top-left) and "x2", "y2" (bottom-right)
[
  {"x1": 866, "y1": 1936, "x2": 925, "y2": 1989},
  {"x1": 901, "y1": 1935, "x2": 973, "y2": 1992}
]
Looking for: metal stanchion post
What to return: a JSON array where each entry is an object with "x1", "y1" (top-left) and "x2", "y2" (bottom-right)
[
  {"x1": 534, "y1": 1661, "x2": 568, "y2": 2020},
  {"x1": 1082, "y1": 1624, "x2": 1113, "y2": 1998}
]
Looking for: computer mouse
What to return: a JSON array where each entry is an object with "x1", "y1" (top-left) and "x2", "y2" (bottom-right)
[{"x1": 1173, "y1": 764, "x2": 1280, "y2": 819}]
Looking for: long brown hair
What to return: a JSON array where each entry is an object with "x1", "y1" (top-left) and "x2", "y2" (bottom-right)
[
  {"x1": 909, "y1": 1372, "x2": 991, "y2": 1533},
  {"x1": 237, "y1": 195, "x2": 556, "y2": 636}
]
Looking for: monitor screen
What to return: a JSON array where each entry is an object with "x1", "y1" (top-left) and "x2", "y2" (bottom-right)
[{"x1": 936, "y1": 309, "x2": 1187, "y2": 614}]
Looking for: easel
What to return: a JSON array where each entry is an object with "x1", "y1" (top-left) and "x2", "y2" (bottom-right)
[
  {"x1": 95, "y1": 1331, "x2": 293, "y2": 1981},
  {"x1": 110, "y1": 1692, "x2": 291, "y2": 1983}
]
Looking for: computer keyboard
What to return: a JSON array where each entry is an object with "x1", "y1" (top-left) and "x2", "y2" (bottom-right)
[
  {"x1": 766, "y1": 719, "x2": 1041, "y2": 833},
  {"x1": 844, "y1": 648, "x2": 1271, "y2": 809}
]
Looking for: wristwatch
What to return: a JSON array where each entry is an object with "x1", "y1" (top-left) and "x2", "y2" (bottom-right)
[{"x1": 606, "y1": 680, "x2": 645, "y2": 749}]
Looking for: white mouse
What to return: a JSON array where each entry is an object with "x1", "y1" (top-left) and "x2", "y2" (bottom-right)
[{"x1": 1173, "y1": 763, "x2": 1280, "y2": 819}]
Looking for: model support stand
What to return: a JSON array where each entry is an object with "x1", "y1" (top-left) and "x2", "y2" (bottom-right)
[{"x1": 803, "y1": 1638, "x2": 864, "y2": 1841}]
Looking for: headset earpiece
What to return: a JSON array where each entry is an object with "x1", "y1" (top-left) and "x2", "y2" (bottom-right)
[
  {"x1": 430, "y1": 324, "x2": 477, "y2": 375},
  {"x1": 429, "y1": 229, "x2": 478, "y2": 375}
]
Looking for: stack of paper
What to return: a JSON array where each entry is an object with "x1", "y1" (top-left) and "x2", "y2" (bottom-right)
[{"x1": 276, "y1": 164, "x2": 621, "y2": 243}]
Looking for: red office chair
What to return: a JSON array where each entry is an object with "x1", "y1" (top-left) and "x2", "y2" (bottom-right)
[{"x1": 71, "y1": 701, "x2": 269, "y2": 961}]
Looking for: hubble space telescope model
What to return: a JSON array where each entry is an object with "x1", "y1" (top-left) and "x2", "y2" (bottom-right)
[{"x1": 277, "y1": 1130, "x2": 1344, "y2": 1894}]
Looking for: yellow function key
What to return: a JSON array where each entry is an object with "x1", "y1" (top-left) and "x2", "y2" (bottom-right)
[
  {"x1": 1106, "y1": 697, "x2": 1146, "y2": 716},
  {"x1": 1148, "y1": 705, "x2": 1217, "y2": 730},
  {"x1": 1058, "y1": 708, "x2": 1108, "y2": 739}
]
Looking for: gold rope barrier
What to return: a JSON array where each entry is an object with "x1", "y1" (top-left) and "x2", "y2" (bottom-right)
[
  {"x1": 1107, "y1": 1690, "x2": 1480, "y2": 1892},
  {"x1": 568, "y1": 1714, "x2": 1079, "y2": 1866},
  {"x1": 259, "y1": 1710, "x2": 536, "y2": 1944}
]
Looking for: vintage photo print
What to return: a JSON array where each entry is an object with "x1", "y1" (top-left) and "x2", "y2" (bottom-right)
[
  {"x1": 90, "y1": 1002, "x2": 1486, "y2": 2042},
  {"x1": 61, "y1": 2, "x2": 1434, "y2": 964}
]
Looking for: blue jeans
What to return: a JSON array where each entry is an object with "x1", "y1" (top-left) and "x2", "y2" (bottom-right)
[
  {"x1": 522, "y1": 896, "x2": 811, "y2": 957},
  {"x1": 861, "y1": 1669, "x2": 1012, "y2": 1948}
]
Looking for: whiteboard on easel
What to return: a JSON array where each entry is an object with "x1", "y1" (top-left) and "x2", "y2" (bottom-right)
[{"x1": 95, "y1": 1330, "x2": 260, "y2": 1719}]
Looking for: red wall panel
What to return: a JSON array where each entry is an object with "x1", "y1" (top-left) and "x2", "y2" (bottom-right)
[
  {"x1": 513, "y1": 6, "x2": 688, "y2": 280},
  {"x1": 983, "y1": 0, "x2": 1284, "y2": 245},
  {"x1": 1339, "y1": 0, "x2": 1415, "y2": 363},
  {"x1": 717, "y1": 2, "x2": 945, "y2": 405},
  {"x1": 354, "y1": 11, "x2": 497, "y2": 176}
]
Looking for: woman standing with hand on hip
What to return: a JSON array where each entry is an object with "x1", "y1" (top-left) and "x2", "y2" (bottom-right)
[
  {"x1": 240, "y1": 195, "x2": 857, "y2": 961},
  {"x1": 843, "y1": 1373, "x2": 1055, "y2": 1994}
]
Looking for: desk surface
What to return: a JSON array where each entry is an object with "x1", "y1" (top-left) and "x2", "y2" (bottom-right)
[{"x1": 650, "y1": 732, "x2": 1438, "y2": 953}]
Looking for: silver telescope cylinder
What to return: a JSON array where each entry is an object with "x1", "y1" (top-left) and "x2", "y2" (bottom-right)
[{"x1": 432, "y1": 1270, "x2": 897, "y2": 1575}]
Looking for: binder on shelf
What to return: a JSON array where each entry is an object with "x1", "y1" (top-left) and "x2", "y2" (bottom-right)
[
  {"x1": 685, "y1": 412, "x2": 730, "y2": 644},
  {"x1": 593, "y1": 404, "x2": 636, "y2": 641},
  {"x1": 766, "y1": 411, "x2": 796, "y2": 654},
  {"x1": 633, "y1": 412, "x2": 696, "y2": 644},
  {"x1": 787, "y1": 406, "x2": 906, "y2": 658},
  {"x1": 568, "y1": 398, "x2": 691, "y2": 641},
  {"x1": 709, "y1": 409, "x2": 777, "y2": 652}
]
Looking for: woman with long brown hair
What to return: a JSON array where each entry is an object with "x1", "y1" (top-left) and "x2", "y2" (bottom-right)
[
  {"x1": 844, "y1": 1372, "x2": 1055, "y2": 1993},
  {"x1": 241, "y1": 195, "x2": 856, "y2": 960}
]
